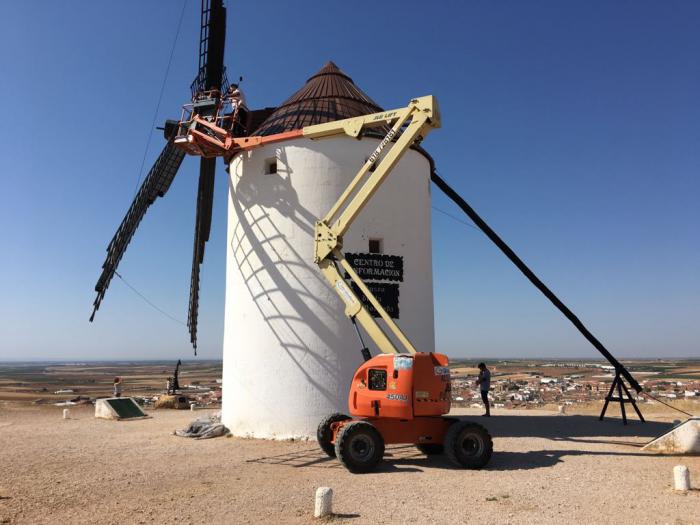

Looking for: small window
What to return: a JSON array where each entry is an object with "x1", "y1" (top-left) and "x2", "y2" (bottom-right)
[
  {"x1": 368, "y1": 369, "x2": 387, "y2": 391},
  {"x1": 265, "y1": 158, "x2": 277, "y2": 174},
  {"x1": 368, "y1": 238, "x2": 383, "y2": 254}
]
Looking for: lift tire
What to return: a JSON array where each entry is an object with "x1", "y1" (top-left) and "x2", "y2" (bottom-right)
[
  {"x1": 444, "y1": 421, "x2": 493, "y2": 469},
  {"x1": 317, "y1": 413, "x2": 350, "y2": 458},
  {"x1": 335, "y1": 420, "x2": 385, "y2": 473},
  {"x1": 416, "y1": 443, "x2": 444, "y2": 455}
]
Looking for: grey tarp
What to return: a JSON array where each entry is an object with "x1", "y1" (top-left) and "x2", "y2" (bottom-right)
[{"x1": 174, "y1": 413, "x2": 229, "y2": 439}]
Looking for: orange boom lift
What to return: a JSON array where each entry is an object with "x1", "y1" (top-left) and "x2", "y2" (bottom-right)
[
  {"x1": 94, "y1": 1, "x2": 647, "y2": 475},
  {"x1": 174, "y1": 94, "x2": 493, "y2": 473}
]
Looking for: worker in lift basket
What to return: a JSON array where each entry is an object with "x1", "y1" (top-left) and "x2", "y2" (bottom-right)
[
  {"x1": 225, "y1": 83, "x2": 247, "y2": 134},
  {"x1": 476, "y1": 363, "x2": 491, "y2": 417},
  {"x1": 226, "y1": 84, "x2": 247, "y2": 113}
]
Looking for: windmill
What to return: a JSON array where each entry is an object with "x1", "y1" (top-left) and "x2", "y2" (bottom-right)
[
  {"x1": 90, "y1": 2, "x2": 645, "y2": 434},
  {"x1": 90, "y1": 0, "x2": 230, "y2": 353}
]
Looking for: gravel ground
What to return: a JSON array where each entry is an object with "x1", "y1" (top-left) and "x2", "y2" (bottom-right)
[{"x1": 0, "y1": 403, "x2": 698, "y2": 524}]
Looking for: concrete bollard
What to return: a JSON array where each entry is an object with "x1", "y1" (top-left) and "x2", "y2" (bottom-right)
[
  {"x1": 673, "y1": 465, "x2": 690, "y2": 491},
  {"x1": 190, "y1": 403, "x2": 196, "y2": 411},
  {"x1": 558, "y1": 405, "x2": 566, "y2": 415},
  {"x1": 314, "y1": 487, "x2": 333, "y2": 518},
  {"x1": 63, "y1": 409, "x2": 69, "y2": 419}
]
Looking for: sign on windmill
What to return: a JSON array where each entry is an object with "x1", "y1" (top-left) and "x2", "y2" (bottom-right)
[{"x1": 346, "y1": 253, "x2": 403, "y2": 319}]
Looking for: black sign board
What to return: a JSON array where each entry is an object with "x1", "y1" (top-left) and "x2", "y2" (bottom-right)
[
  {"x1": 350, "y1": 282, "x2": 400, "y2": 319},
  {"x1": 344, "y1": 253, "x2": 403, "y2": 282}
]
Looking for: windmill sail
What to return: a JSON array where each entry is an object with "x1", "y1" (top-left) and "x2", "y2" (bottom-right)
[
  {"x1": 90, "y1": 142, "x2": 185, "y2": 321},
  {"x1": 92, "y1": 0, "x2": 228, "y2": 352},
  {"x1": 191, "y1": 0, "x2": 227, "y2": 95},
  {"x1": 188, "y1": 158, "x2": 216, "y2": 351},
  {"x1": 186, "y1": 0, "x2": 227, "y2": 350}
]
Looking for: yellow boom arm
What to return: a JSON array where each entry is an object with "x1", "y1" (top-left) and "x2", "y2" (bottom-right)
[
  {"x1": 306, "y1": 96, "x2": 440, "y2": 355},
  {"x1": 174, "y1": 95, "x2": 440, "y2": 356}
]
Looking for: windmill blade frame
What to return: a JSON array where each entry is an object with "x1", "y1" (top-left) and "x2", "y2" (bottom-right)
[
  {"x1": 91, "y1": 142, "x2": 185, "y2": 321},
  {"x1": 191, "y1": 0, "x2": 228, "y2": 96},
  {"x1": 185, "y1": 0, "x2": 228, "y2": 350},
  {"x1": 92, "y1": 0, "x2": 229, "y2": 353},
  {"x1": 188, "y1": 157, "x2": 216, "y2": 351}
]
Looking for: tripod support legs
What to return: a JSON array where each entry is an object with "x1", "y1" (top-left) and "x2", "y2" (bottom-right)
[{"x1": 599, "y1": 370, "x2": 645, "y2": 425}]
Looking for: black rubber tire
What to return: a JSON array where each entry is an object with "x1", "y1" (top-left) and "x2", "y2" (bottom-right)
[
  {"x1": 416, "y1": 443, "x2": 444, "y2": 455},
  {"x1": 444, "y1": 421, "x2": 493, "y2": 469},
  {"x1": 317, "y1": 413, "x2": 350, "y2": 457},
  {"x1": 334, "y1": 420, "x2": 385, "y2": 473}
]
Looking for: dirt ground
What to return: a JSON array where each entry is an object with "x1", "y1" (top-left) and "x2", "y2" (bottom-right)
[{"x1": 0, "y1": 404, "x2": 698, "y2": 525}]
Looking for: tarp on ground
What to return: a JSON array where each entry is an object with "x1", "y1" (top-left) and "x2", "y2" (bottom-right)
[{"x1": 175, "y1": 413, "x2": 228, "y2": 439}]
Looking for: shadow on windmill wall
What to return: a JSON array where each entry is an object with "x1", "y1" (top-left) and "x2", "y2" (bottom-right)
[
  {"x1": 228, "y1": 165, "x2": 359, "y2": 410},
  {"x1": 234, "y1": 146, "x2": 317, "y2": 234}
]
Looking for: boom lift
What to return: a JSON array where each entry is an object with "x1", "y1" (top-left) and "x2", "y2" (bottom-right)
[
  {"x1": 96, "y1": 2, "x2": 644, "y2": 461},
  {"x1": 175, "y1": 95, "x2": 493, "y2": 473}
]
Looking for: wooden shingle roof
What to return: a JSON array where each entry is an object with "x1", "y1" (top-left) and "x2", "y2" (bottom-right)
[{"x1": 253, "y1": 62, "x2": 384, "y2": 136}]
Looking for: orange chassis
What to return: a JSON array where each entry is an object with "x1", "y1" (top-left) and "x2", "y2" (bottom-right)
[
  {"x1": 320, "y1": 353, "x2": 493, "y2": 472},
  {"x1": 330, "y1": 416, "x2": 454, "y2": 446},
  {"x1": 331, "y1": 352, "x2": 454, "y2": 446}
]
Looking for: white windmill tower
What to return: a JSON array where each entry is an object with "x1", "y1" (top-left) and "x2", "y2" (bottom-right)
[{"x1": 221, "y1": 62, "x2": 436, "y2": 438}]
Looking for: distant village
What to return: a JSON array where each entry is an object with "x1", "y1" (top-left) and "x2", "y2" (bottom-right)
[
  {"x1": 2, "y1": 359, "x2": 698, "y2": 413},
  {"x1": 450, "y1": 360, "x2": 700, "y2": 409}
]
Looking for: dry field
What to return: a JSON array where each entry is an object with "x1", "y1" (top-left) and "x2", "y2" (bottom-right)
[
  {"x1": 1, "y1": 402, "x2": 698, "y2": 525},
  {"x1": 0, "y1": 362, "x2": 222, "y2": 405}
]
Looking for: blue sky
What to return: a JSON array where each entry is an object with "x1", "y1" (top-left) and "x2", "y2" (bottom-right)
[{"x1": 0, "y1": 1, "x2": 698, "y2": 361}]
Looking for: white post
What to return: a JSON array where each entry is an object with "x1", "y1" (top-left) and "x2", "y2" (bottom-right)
[
  {"x1": 673, "y1": 465, "x2": 690, "y2": 491},
  {"x1": 314, "y1": 487, "x2": 333, "y2": 518},
  {"x1": 190, "y1": 403, "x2": 196, "y2": 411},
  {"x1": 62, "y1": 409, "x2": 69, "y2": 419}
]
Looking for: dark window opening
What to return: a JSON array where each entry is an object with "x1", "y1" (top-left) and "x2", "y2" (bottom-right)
[
  {"x1": 265, "y1": 158, "x2": 277, "y2": 175},
  {"x1": 368, "y1": 369, "x2": 387, "y2": 391},
  {"x1": 368, "y1": 238, "x2": 383, "y2": 254}
]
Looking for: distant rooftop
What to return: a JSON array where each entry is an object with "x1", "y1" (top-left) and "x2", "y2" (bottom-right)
[{"x1": 253, "y1": 61, "x2": 384, "y2": 136}]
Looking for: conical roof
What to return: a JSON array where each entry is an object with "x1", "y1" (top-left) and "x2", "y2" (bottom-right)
[{"x1": 253, "y1": 62, "x2": 384, "y2": 136}]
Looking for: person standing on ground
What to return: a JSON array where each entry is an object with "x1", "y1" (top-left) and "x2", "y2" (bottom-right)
[
  {"x1": 476, "y1": 363, "x2": 491, "y2": 417},
  {"x1": 113, "y1": 377, "x2": 123, "y2": 398}
]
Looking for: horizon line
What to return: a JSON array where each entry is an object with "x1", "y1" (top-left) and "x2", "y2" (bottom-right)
[{"x1": 1, "y1": 356, "x2": 698, "y2": 364}]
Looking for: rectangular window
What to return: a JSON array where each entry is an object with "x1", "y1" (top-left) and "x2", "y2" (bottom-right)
[
  {"x1": 368, "y1": 238, "x2": 383, "y2": 254},
  {"x1": 265, "y1": 158, "x2": 277, "y2": 175},
  {"x1": 368, "y1": 369, "x2": 387, "y2": 391}
]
